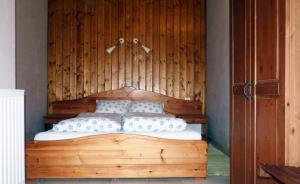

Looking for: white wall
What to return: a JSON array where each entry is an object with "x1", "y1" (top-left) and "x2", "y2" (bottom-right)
[
  {"x1": 206, "y1": 0, "x2": 230, "y2": 155},
  {"x1": 0, "y1": 0, "x2": 16, "y2": 89},
  {"x1": 16, "y1": 0, "x2": 48, "y2": 140}
]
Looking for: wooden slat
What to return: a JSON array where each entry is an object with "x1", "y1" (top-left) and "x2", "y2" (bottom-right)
[
  {"x1": 186, "y1": 0, "x2": 194, "y2": 100},
  {"x1": 62, "y1": 0, "x2": 71, "y2": 100},
  {"x1": 27, "y1": 157, "x2": 205, "y2": 166},
  {"x1": 173, "y1": 0, "x2": 181, "y2": 99},
  {"x1": 27, "y1": 164, "x2": 207, "y2": 179},
  {"x1": 90, "y1": 2, "x2": 98, "y2": 94},
  {"x1": 179, "y1": 0, "x2": 187, "y2": 99},
  {"x1": 194, "y1": 0, "x2": 202, "y2": 101},
  {"x1": 97, "y1": 0, "x2": 105, "y2": 92},
  {"x1": 83, "y1": 3, "x2": 91, "y2": 96},
  {"x1": 76, "y1": 0, "x2": 85, "y2": 98},
  {"x1": 166, "y1": 0, "x2": 174, "y2": 97},
  {"x1": 145, "y1": 0, "x2": 153, "y2": 92},
  {"x1": 55, "y1": 0, "x2": 63, "y2": 101},
  {"x1": 159, "y1": 0, "x2": 167, "y2": 95},
  {"x1": 111, "y1": 0, "x2": 119, "y2": 90},
  {"x1": 199, "y1": 0, "x2": 206, "y2": 112},
  {"x1": 138, "y1": 0, "x2": 146, "y2": 90},
  {"x1": 132, "y1": 0, "x2": 140, "y2": 89},
  {"x1": 48, "y1": 0, "x2": 57, "y2": 113},
  {"x1": 125, "y1": 0, "x2": 133, "y2": 87},
  {"x1": 118, "y1": 0, "x2": 126, "y2": 88},
  {"x1": 104, "y1": 0, "x2": 112, "y2": 90},
  {"x1": 69, "y1": 0, "x2": 77, "y2": 100},
  {"x1": 152, "y1": 0, "x2": 160, "y2": 93}
]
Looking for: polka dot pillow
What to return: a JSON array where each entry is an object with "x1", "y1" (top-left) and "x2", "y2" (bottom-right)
[
  {"x1": 128, "y1": 101, "x2": 164, "y2": 113},
  {"x1": 123, "y1": 115, "x2": 187, "y2": 132},
  {"x1": 52, "y1": 117, "x2": 121, "y2": 132},
  {"x1": 95, "y1": 100, "x2": 131, "y2": 114}
]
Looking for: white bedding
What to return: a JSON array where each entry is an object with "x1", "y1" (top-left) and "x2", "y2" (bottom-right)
[
  {"x1": 34, "y1": 124, "x2": 202, "y2": 141},
  {"x1": 123, "y1": 112, "x2": 186, "y2": 132}
]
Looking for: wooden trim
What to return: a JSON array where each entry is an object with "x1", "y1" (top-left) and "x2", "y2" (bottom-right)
[
  {"x1": 44, "y1": 114, "x2": 208, "y2": 125},
  {"x1": 260, "y1": 164, "x2": 300, "y2": 183},
  {"x1": 51, "y1": 87, "x2": 203, "y2": 116},
  {"x1": 26, "y1": 134, "x2": 208, "y2": 179}
]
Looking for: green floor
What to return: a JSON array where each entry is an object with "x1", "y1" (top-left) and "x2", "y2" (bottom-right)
[{"x1": 208, "y1": 144, "x2": 230, "y2": 176}]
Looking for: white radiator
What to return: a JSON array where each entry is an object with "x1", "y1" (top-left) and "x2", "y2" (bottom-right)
[{"x1": 0, "y1": 90, "x2": 25, "y2": 184}]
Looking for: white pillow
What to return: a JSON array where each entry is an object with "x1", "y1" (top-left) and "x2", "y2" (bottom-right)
[
  {"x1": 123, "y1": 116, "x2": 186, "y2": 132},
  {"x1": 95, "y1": 100, "x2": 131, "y2": 114},
  {"x1": 52, "y1": 117, "x2": 121, "y2": 132},
  {"x1": 128, "y1": 101, "x2": 164, "y2": 113}
]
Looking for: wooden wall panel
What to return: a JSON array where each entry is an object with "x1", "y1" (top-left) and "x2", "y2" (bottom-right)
[
  {"x1": 47, "y1": 0, "x2": 206, "y2": 112},
  {"x1": 285, "y1": 0, "x2": 300, "y2": 167}
]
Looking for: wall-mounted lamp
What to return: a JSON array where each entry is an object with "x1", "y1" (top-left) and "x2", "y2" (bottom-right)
[
  {"x1": 132, "y1": 38, "x2": 152, "y2": 53},
  {"x1": 106, "y1": 38, "x2": 125, "y2": 54}
]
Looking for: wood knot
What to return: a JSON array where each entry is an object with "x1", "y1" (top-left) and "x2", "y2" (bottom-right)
[
  {"x1": 160, "y1": 149, "x2": 165, "y2": 163},
  {"x1": 291, "y1": 127, "x2": 295, "y2": 135}
]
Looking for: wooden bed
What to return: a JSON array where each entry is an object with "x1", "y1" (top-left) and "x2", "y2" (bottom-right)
[{"x1": 26, "y1": 87, "x2": 208, "y2": 179}]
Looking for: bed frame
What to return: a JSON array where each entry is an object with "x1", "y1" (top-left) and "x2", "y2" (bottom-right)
[{"x1": 26, "y1": 87, "x2": 208, "y2": 179}]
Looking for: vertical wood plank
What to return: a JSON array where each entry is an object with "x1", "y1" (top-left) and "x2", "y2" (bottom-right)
[
  {"x1": 286, "y1": 0, "x2": 300, "y2": 166},
  {"x1": 173, "y1": 0, "x2": 181, "y2": 98},
  {"x1": 69, "y1": 0, "x2": 77, "y2": 100},
  {"x1": 118, "y1": 0, "x2": 126, "y2": 88},
  {"x1": 83, "y1": 3, "x2": 91, "y2": 96},
  {"x1": 90, "y1": 2, "x2": 98, "y2": 94},
  {"x1": 166, "y1": 0, "x2": 174, "y2": 97},
  {"x1": 159, "y1": 0, "x2": 167, "y2": 95},
  {"x1": 48, "y1": 0, "x2": 57, "y2": 112},
  {"x1": 179, "y1": 0, "x2": 187, "y2": 99},
  {"x1": 194, "y1": 0, "x2": 201, "y2": 101},
  {"x1": 111, "y1": 0, "x2": 119, "y2": 90},
  {"x1": 97, "y1": 0, "x2": 105, "y2": 92},
  {"x1": 132, "y1": 0, "x2": 140, "y2": 89},
  {"x1": 199, "y1": 0, "x2": 206, "y2": 112},
  {"x1": 104, "y1": 0, "x2": 112, "y2": 90},
  {"x1": 139, "y1": 0, "x2": 146, "y2": 90},
  {"x1": 62, "y1": 0, "x2": 71, "y2": 100},
  {"x1": 48, "y1": 0, "x2": 206, "y2": 113},
  {"x1": 55, "y1": 0, "x2": 63, "y2": 101},
  {"x1": 76, "y1": 0, "x2": 85, "y2": 98},
  {"x1": 145, "y1": 0, "x2": 153, "y2": 92},
  {"x1": 125, "y1": 0, "x2": 133, "y2": 87},
  {"x1": 186, "y1": 0, "x2": 194, "y2": 100},
  {"x1": 152, "y1": 0, "x2": 160, "y2": 93}
]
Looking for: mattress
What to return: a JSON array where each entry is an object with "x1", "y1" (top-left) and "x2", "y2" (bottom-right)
[{"x1": 34, "y1": 124, "x2": 202, "y2": 141}]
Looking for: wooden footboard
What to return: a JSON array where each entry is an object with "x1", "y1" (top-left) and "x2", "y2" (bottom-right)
[{"x1": 26, "y1": 134, "x2": 208, "y2": 179}]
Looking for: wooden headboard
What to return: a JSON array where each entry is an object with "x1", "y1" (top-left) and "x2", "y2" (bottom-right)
[{"x1": 50, "y1": 87, "x2": 203, "y2": 116}]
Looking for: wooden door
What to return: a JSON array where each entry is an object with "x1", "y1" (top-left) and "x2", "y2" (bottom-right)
[
  {"x1": 231, "y1": 0, "x2": 286, "y2": 183},
  {"x1": 231, "y1": 0, "x2": 254, "y2": 183},
  {"x1": 254, "y1": 0, "x2": 286, "y2": 183}
]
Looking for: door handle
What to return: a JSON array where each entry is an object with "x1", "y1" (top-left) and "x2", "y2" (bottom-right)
[{"x1": 243, "y1": 80, "x2": 254, "y2": 100}]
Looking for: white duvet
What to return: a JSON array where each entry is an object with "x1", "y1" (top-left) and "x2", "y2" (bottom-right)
[
  {"x1": 38, "y1": 112, "x2": 202, "y2": 141},
  {"x1": 123, "y1": 112, "x2": 187, "y2": 132},
  {"x1": 35, "y1": 124, "x2": 202, "y2": 141}
]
